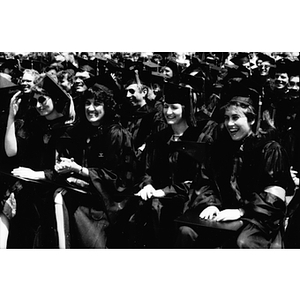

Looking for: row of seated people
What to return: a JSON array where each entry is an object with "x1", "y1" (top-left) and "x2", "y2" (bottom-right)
[{"x1": 0, "y1": 55, "x2": 299, "y2": 248}]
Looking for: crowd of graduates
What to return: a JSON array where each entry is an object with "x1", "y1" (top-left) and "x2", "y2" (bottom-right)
[{"x1": 0, "y1": 51, "x2": 300, "y2": 249}]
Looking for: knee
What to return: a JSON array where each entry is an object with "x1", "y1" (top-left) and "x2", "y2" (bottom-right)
[
  {"x1": 175, "y1": 226, "x2": 198, "y2": 248},
  {"x1": 179, "y1": 226, "x2": 197, "y2": 238},
  {"x1": 236, "y1": 232, "x2": 251, "y2": 249}
]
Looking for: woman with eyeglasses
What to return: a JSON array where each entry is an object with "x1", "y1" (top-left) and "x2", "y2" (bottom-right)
[
  {"x1": 4, "y1": 73, "x2": 76, "y2": 248},
  {"x1": 53, "y1": 82, "x2": 136, "y2": 248}
]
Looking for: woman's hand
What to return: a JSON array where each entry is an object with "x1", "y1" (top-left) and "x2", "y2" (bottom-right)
[
  {"x1": 12, "y1": 167, "x2": 45, "y2": 180},
  {"x1": 55, "y1": 157, "x2": 81, "y2": 174},
  {"x1": 291, "y1": 167, "x2": 299, "y2": 187},
  {"x1": 135, "y1": 184, "x2": 166, "y2": 201},
  {"x1": 9, "y1": 91, "x2": 22, "y2": 117},
  {"x1": 213, "y1": 209, "x2": 242, "y2": 222},
  {"x1": 199, "y1": 206, "x2": 220, "y2": 220}
]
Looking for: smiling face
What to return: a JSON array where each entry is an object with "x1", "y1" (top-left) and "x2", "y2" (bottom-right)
[
  {"x1": 274, "y1": 72, "x2": 289, "y2": 90},
  {"x1": 289, "y1": 75, "x2": 300, "y2": 97},
  {"x1": 258, "y1": 62, "x2": 271, "y2": 76},
  {"x1": 125, "y1": 83, "x2": 147, "y2": 108},
  {"x1": 163, "y1": 66, "x2": 174, "y2": 79},
  {"x1": 163, "y1": 102, "x2": 184, "y2": 126},
  {"x1": 21, "y1": 72, "x2": 36, "y2": 94},
  {"x1": 74, "y1": 71, "x2": 90, "y2": 93},
  {"x1": 224, "y1": 105, "x2": 253, "y2": 141},
  {"x1": 34, "y1": 94, "x2": 55, "y2": 119},
  {"x1": 85, "y1": 98, "x2": 105, "y2": 126}
]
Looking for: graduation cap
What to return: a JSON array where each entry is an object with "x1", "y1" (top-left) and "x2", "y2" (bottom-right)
[
  {"x1": 163, "y1": 58, "x2": 181, "y2": 74},
  {"x1": 256, "y1": 53, "x2": 275, "y2": 66},
  {"x1": 224, "y1": 80, "x2": 260, "y2": 110},
  {"x1": 20, "y1": 58, "x2": 47, "y2": 73},
  {"x1": 289, "y1": 60, "x2": 300, "y2": 77},
  {"x1": 163, "y1": 82, "x2": 192, "y2": 106},
  {"x1": 180, "y1": 63, "x2": 206, "y2": 92},
  {"x1": 230, "y1": 52, "x2": 250, "y2": 66},
  {"x1": 275, "y1": 58, "x2": 293, "y2": 74},
  {"x1": 0, "y1": 75, "x2": 18, "y2": 90},
  {"x1": 32, "y1": 74, "x2": 70, "y2": 113},
  {"x1": 0, "y1": 58, "x2": 19, "y2": 70},
  {"x1": 76, "y1": 56, "x2": 107, "y2": 76}
]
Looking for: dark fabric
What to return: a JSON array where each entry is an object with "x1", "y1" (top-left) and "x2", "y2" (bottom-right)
[
  {"x1": 133, "y1": 121, "x2": 217, "y2": 247},
  {"x1": 73, "y1": 206, "x2": 109, "y2": 248},
  {"x1": 60, "y1": 121, "x2": 136, "y2": 248},
  {"x1": 237, "y1": 222, "x2": 283, "y2": 249},
  {"x1": 185, "y1": 126, "x2": 293, "y2": 248},
  {"x1": 7, "y1": 115, "x2": 75, "y2": 248}
]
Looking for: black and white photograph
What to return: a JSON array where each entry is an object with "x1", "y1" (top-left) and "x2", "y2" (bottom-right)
[{"x1": 2, "y1": 1, "x2": 299, "y2": 299}]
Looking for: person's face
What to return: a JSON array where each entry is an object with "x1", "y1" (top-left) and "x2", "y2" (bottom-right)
[
  {"x1": 224, "y1": 105, "x2": 253, "y2": 141},
  {"x1": 74, "y1": 71, "x2": 90, "y2": 93},
  {"x1": 34, "y1": 94, "x2": 55, "y2": 118},
  {"x1": 163, "y1": 67, "x2": 173, "y2": 79},
  {"x1": 125, "y1": 83, "x2": 146, "y2": 107},
  {"x1": 163, "y1": 102, "x2": 184, "y2": 126},
  {"x1": 289, "y1": 76, "x2": 300, "y2": 97},
  {"x1": 85, "y1": 98, "x2": 105, "y2": 126},
  {"x1": 53, "y1": 52, "x2": 65, "y2": 62},
  {"x1": 274, "y1": 72, "x2": 289, "y2": 90},
  {"x1": 47, "y1": 70, "x2": 58, "y2": 83},
  {"x1": 59, "y1": 74, "x2": 72, "y2": 92},
  {"x1": 258, "y1": 62, "x2": 271, "y2": 76},
  {"x1": 21, "y1": 73, "x2": 35, "y2": 94}
]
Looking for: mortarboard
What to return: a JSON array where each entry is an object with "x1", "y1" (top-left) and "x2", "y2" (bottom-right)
[
  {"x1": 33, "y1": 74, "x2": 70, "y2": 112},
  {"x1": 256, "y1": 53, "x2": 275, "y2": 66},
  {"x1": 225, "y1": 80, "x2": 260, "y2": 111},
  {"x1": 275, "y1": 58, "x2": 293, "y2": 74},
  {"x1": 0, "y1": 75, "x2": 18, "y2": 90},
  {"x1": 230, "y1": 52, "x2": 250, "y2": 66},
  {"x1": 180, "y1": 63, "x2": 206, "y2": 93},
  {"x1": 20, "y1": 58, "x2": 47, "y2": 73},
  {"x1": 289, "y1": 60, "x2": 300, "y2": 77},
  {"x1": 163, "y1": 82, "x2": 192, "y2": 106}
]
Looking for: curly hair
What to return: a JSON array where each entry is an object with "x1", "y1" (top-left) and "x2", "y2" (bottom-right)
[{"x1": 83, "y1": 83, "x2": 117, "y2": 124}]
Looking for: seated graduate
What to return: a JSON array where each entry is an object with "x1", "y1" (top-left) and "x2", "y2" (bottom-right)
[
  {"x1": 134, "y1": 82, "x2": 217, "y2": 248},
  {"x1": 54, "y1": 81, "x2": 136, "y2": 248},
  {"x1": 176, "y1": 83, "x2": 295, "y2": 248},
  {"x1": 4, "y1": 73, "x2": 75, "y2": 248}
]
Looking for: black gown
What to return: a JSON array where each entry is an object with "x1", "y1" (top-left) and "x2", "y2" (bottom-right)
[
  {"x1": 60, "y1": 121, "x2": 136, "y2": 248},
  {"x1": 188, "y1": 125, "x2": 295, "y2": 248},
  {"x1": 6, "y1": 115, "x2": 75, "y2": 248},
  {"x1": 134, "y1": 120, "x2": 217, "y2": 248}
]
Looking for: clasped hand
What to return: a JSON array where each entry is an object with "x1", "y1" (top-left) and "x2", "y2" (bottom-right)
[
  {"x1": 199, "y1": 206, "x2": 241, "y2": 222},
  {"x1": 135, "y1": 184, "x2": 166, "y2": 201},
  {"x1": 55, "y1": 157, "x2": 80, "y2": 174}
]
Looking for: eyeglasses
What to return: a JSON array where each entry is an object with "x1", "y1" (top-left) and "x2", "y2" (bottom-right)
[
  {"x1": 33, "y1": 95, "x2": 50, "y2": 105},
  {"x1": 126, "y1": 89, "x2": 136, "y2": 94}
]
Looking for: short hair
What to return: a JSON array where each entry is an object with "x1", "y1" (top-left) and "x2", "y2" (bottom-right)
[
  {"x1": 57, "y1": 69, "x2": 75, "y2": 84},
  {"x1": 23, "y1": 68, "x2": 40, "y2": 80},
  {"x1": 222, "y1": 100, "x2": 256, "y2": 123},
  {"x1": 124, "y1": 79, "x2": 150, "y2": 100}
]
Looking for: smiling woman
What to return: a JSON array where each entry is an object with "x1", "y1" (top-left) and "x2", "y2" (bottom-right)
[
  {"x1": 176, "y1": 82, "x2": 295, "y2": 248},
  {"x1": 52, "y1": 82, "x2": 136, "y2": 248},
  {"x1": 134, "y1": 82, "x2": 217, "y2": 247}
]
